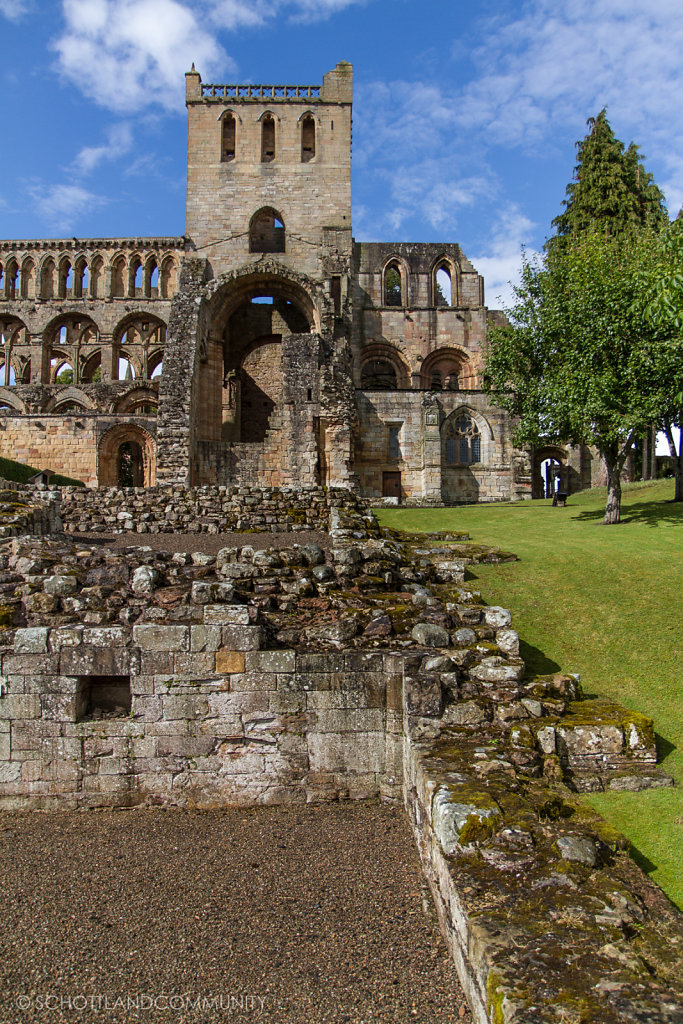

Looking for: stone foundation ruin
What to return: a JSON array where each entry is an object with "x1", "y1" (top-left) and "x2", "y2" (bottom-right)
[{"x1": 0, "y1": 482, "x2": 680, "y2": 1023}]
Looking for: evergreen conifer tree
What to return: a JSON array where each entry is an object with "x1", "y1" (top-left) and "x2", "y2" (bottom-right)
[{"x1": 550, "y1": 109, "x2": 667, "y2": 246}]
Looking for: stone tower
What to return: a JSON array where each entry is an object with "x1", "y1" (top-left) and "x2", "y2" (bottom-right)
[{"x1": 155, "y1": 62, "x2": 357, "y2": 488}]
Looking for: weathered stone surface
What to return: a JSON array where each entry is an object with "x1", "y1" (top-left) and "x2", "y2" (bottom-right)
[
  {"x1": 432, "y1": 785, "x2": 502, "y2": 856},
  {"x1": 43, "y1": 575, "x2": 78, "y2": 596},
  {"x1": 132, "y1": 566, "x2": 161, "y2": 595},
  {"x1": 481, "y1": 606, "x2": 512, "y2": 629},
  {"x1": 133, "y1": 625, "x2": 190, "y2": 652},
  {"x1": 14, "y1": 628, "x2": 49, "y2": 653},
  {"x1": 556, "y1": 834, "x2": 598, "y2": 867},
  {"x1": 411, "y1": 623, "x2": 450, "y2": 647}
]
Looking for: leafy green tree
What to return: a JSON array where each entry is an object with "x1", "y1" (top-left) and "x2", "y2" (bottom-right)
[
  {"x1": 486, "y1": 232, "x2": 683, "y2": 523},
  {"x1": 550, "y1": 110, "x2": 667, "y2": 247},
  {"x1": 635, "y1": 217, "x2": 683, "y2": 500}
]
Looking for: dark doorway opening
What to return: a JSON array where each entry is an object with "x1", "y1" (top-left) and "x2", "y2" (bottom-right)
[{"x1": 118, "y1": 441, "x2": 144, "y2": 486}]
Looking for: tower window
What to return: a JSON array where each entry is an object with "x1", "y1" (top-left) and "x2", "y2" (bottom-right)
[
  {"x1": 249, "y1": 208, "x2": 285, "y2": 253},
  {"x1": 261, "y1": 114, "x2": 275, "y2": 162},
  {"x1": 221, "y1": 113, "x2": 236, "y2": 161},
  {"x1": 301, "y1": 114, "x2": 315, "y2": 162}
]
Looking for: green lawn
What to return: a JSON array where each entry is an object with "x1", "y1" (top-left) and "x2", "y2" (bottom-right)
[{"x1": 376, "y1": 480, "x2": 683, "y2": 909}]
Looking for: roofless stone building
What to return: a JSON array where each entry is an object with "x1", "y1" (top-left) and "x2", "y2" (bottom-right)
[{"x1": 0, "y1": 62, "x2": 599, "y2": 501}]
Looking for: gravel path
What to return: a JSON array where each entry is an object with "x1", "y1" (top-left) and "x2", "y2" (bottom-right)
[
  {"x1": 72, "y1": 531, "x2": 334, "y2": 555},
  {"x1": 0, "y1": 802, "x2": 472, "y2": 1024}
]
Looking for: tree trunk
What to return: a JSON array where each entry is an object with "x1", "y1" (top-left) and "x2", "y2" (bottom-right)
[
  {"x1": 602, "y1": 433, "x2": 635, "y2": 524},
  {"x1": 641, "y1": 431, "x2": 649, "y2": 481},
  {"x1": 604, "y1": 458, "x2": 622, "y2": 524},
  {"x1": 664, "y1": 415, "x2": 683, "y2": 502}
]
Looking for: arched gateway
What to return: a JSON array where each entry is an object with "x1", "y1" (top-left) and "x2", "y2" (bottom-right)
[{"x1": 154, "y1": 262, "x2": 355, "y2": 490}]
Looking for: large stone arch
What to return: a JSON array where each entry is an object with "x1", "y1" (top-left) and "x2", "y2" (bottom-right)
[
  {"x1": 0, "y1": 388, "x2": 26, "y2": 414},
  {"x1": 421, "y1": 346, "x2": 478, "y2": 391},
  {"x1": 359, "y1": 342, "x2": 410, "y2": 390},
  {"x1": 98, "y1": 423, "x2": 156, "y2": 487},
  {"x1": 45, "y1": 386, "x2": 96, "y2": 414},
  {"x1": 155, "y1": 257, "x2": 335, "y2": 486}
]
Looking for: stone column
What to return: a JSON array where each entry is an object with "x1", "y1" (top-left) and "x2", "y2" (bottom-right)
[{"x1": 421, "y1": 397, "x2": 442, "y2": 502}]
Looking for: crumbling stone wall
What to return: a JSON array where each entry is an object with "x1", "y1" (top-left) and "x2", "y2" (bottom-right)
[
  {"x1": 58, "y1": 485, "x2": 358, "y2": 534},
  {"x1": 0, "y1": 494, "x2": 680, "y2": 1021}
]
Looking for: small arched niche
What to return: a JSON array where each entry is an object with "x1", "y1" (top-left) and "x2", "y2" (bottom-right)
[{"x1": 249, "y1": 208, "x2": 285, "y2": 254}]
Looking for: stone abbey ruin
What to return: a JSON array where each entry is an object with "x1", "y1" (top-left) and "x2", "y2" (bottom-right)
[
  {"x1": 0, "y1": 61, "x2": 596, "y2": 501},
  {"x1": 0, "y1": 64, "x2": 681, "y2": 1024}
]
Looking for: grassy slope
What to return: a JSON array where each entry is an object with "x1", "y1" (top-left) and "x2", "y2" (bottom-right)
[
  {"x1": 0, "y1": 455, "x2": 84, "y2": 488},
  {"x1": 376, "y1": 480, "x2": 683, "y2": 908}
]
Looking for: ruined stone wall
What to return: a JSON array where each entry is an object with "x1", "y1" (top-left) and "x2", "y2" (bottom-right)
[
  {"x1": 352, "y1": 242, "x2": 487, "y2": 389},
  {"x1": 0, "y1": 503, "x2": 680, "y2": 1020},
  {"x1": 356, "y1": 389, "x2": 520, "y2": 503},
  {"x1": 0, "y1": 410, "x2": 157, "y2": 488},
  {"x1": 58, "y1": 484, "x2": 358, "y2": 534}
]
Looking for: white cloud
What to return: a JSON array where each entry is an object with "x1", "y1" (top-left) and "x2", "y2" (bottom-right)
[
  {"x1": 353, "y1": 80, "x2": 496, "y2": 237},
  {"x1": 54, "y1": 0, "x2": 229, "y2": 113},
  {"x1": 458, "y1": 0, "x2": 683, "y2": 205},
  {"x1": 53, "y1": 0, "x2": 368, "y2": 113},
  {"x1": 26, "y1": 183, "x2": 107, "y2": 233},
  {"x1": 471, "y1": 206, "x2": 539, "y2": 311},
  {"x1": 209, "y1": 0, "x2": 366, "y2": 28},
  {"x1": 73, "y1": 123, "x2": 134, "y2": 175},
  {"x1": 0, "y1": 0, "x2": 29, "y2": 19}
]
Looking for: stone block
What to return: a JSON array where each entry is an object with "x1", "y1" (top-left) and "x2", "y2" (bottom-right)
[
  {"x1": 41, "y1": 693, "x2": 76, "y2": 720},
  {"x1": 0, "y1": 733, "x2": 9, "y2": 760},
  {"x1": 49, "y1": 626, "x2": 83, "y2": 651},
  {"x1": 82, "y1": 627, "x2": 129, "y2": 647},
  {"x1": 228, "y1": 672, "x2": 277, "y2": 692},
  {"x1": 307, "y1": 731, "x2": 384, "y2": 773},
  {"x1": 133, "y1": 625, "x2": 190, "y2": 652},
  {"x1": 139, "y1": 651, "x2": 174, "y2": 675},
  {"x1": 1, "y1": 694, "x2": 41, "y2": 719},
  {"x1": 245, "y1": 650, "x2": 296, "y2": 674},
  {"x1": 404, "y1": 674, "x2": 443, "y2": 718},
  {"x1": 316, "y1": 709, "x2": 384, "y2": 733},
  {"x1": 190, "y1": 625, "x2": 222, "y2": 652},
  {"x1": 3, "y1": 653, "x2": 59, "y2": 676},
  {"x1": 161, "y1": 695, "x2": 209, "y2": 721},
  {"x1": 482, "y1": 606, "x2": 512, "y2": 629},
  {"x1": 60, "y1": 646, "x2": 131, "y2": 676},
  {"x1": 220, "y1": 625, "x2": 262, "y2": 651},
  {"x1": 173, "y1": 652, "x2": 216, "y2": 678},
  {"x1": 204, "y1": 604, "x2": 250, "y2": 625},
  {"x1": 44, "y1": 575, "x2": 78, "y2": 595},
  {"x1": 156, "y1": 735, "x2": 217, "y2": 758},
  {"x1": 215, "y1": 650, "x2": 245, "y2": 674},
  {"x1": 14, "y1": 628, "x2": 49, "y2": 653},
  {"x1": 0, "y1": 762, "x2": 21, "y2": 783}
]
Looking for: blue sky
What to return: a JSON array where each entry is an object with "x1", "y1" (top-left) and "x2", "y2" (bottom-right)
[{"x1": 1, "y1": 0, "x2": 682, "y2": 307}]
